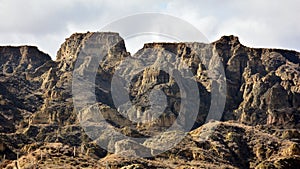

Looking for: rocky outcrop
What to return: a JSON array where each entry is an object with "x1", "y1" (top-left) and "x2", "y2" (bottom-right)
[
  {"x1": 2, "y1": 122, "x2": 299, "y2": 168},
  {"x1": 0, "y1": 46, "x2": 51, "y2": 74},
  {"x1": 0, "y1": 32, "x2": 300, "y2": 168},
  {"x1": 0, "y1": 46, "x2": 51, "y2": 133}
]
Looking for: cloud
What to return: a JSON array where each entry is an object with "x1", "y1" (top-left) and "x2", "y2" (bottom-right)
[
  {"x1": 164, "y1": 0, "x2": 300, "y2": 50},
  {"x1": 0, "y1": 0, "x2": 299, "y2": 58}
]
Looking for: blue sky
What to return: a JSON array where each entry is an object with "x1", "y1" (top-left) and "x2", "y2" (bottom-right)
[{"x1": 0, "y1": 0, "x2": 299, "y2": 59}]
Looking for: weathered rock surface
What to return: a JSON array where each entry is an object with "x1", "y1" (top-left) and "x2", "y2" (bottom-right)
[
  {"x1": 0, "y1": 46, "x2": 52, "y2": 133},
  {"x1": 0, "y1": 32, "x2": 299, "y2": 168}
]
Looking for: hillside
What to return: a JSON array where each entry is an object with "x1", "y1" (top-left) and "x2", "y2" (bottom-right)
[{"x1": 0, "y1": 32, "x2": 299, "y2": 168}]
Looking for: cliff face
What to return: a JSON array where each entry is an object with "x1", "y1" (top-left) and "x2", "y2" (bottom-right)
[
  {"x1": 0, "y1": 46, "x2": 51, "y2": 133},
  {"x1": 212, "y1": 36, "x2": 300, "y2": 128},
  {"x1": 0, "y1": 32, "x2": 300, "y2": 168}
]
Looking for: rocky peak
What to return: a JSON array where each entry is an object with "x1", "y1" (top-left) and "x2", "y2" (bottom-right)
[
  {"x1": 55, "y1": 32, "x2": 126, "y2": 71},
  {"x1": 56, "y1": 32, "x2": 124, "y2": 60},
  {"x1": 1, "y1": 32, "x2": 300, "y2": 168},
  {"x1": 56, "y1": 32, "x2": 92, "y2": 61},
  {"x1": 217, "y1": 35, "x2": 240, "y2": 45},
  {"x1": 0, "y1": 46, "x2": 51, "y2": 74}
]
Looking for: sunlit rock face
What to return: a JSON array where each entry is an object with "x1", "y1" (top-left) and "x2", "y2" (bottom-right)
[{"x1": 0, "y1": 32, "x2": 300, "y2": 168}]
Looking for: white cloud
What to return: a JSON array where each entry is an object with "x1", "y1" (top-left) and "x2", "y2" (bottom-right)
[{"x1": 0, "y1": 0, "x2": 299, "y2": 59}]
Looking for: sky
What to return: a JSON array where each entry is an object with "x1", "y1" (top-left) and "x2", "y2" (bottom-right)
[{"x1": 0, "y1": 0, "x2": 299, "y2": 59}]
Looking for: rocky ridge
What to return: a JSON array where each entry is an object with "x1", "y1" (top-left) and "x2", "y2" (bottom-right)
[{"x1": 0, "y1": 32, "x2": 299, "y2": 168}]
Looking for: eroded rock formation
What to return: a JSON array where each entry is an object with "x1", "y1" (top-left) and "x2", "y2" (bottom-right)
[{"x1": 0, "y1": 32, "x2": 299, "y2": 168}]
